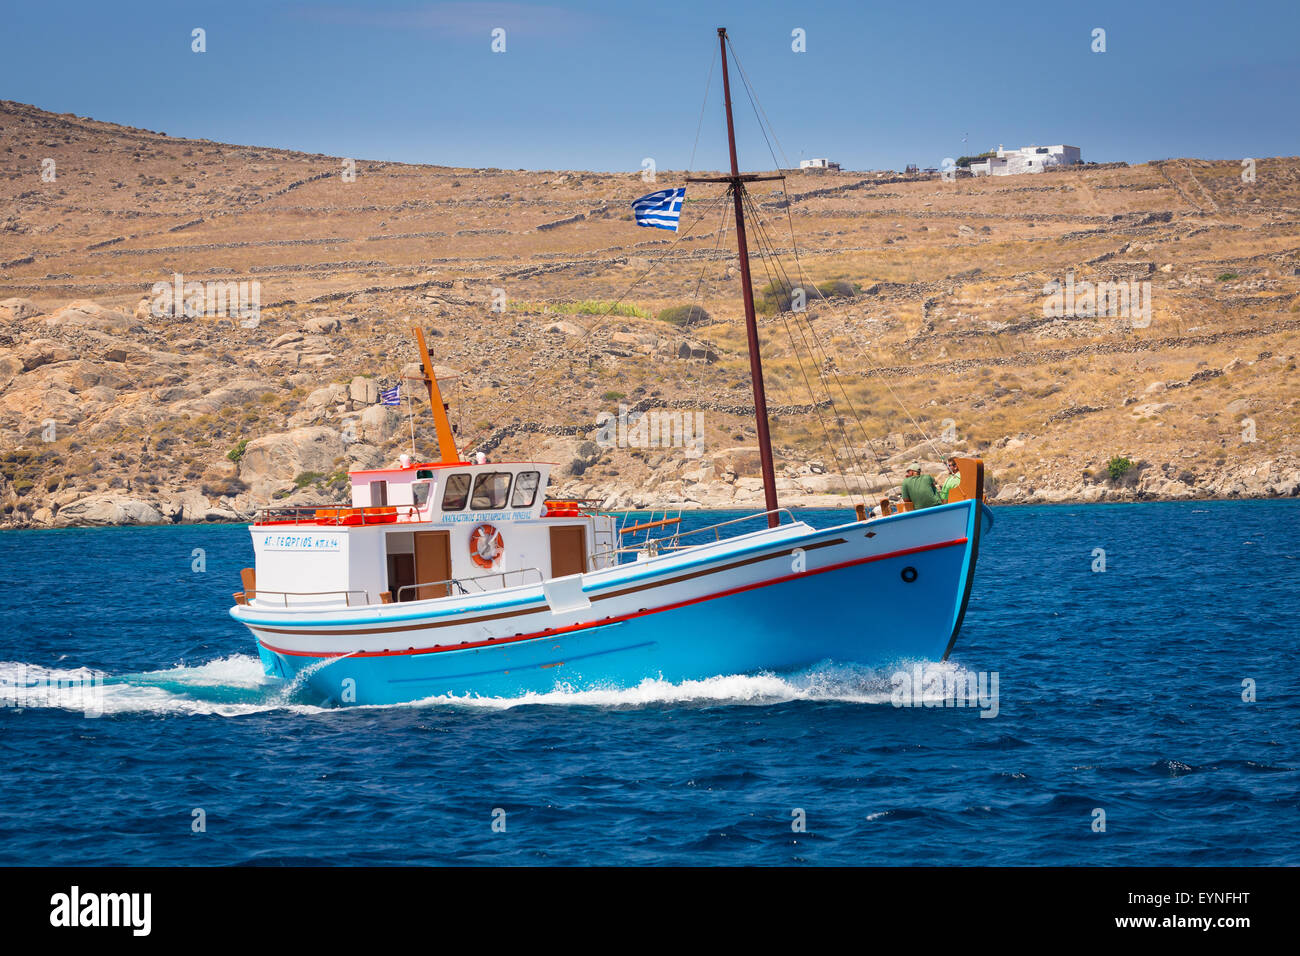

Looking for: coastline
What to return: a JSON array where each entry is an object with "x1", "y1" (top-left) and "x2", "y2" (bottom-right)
[{"x1": 2, "y1": 484, "x2": 1296, "y2": 531}]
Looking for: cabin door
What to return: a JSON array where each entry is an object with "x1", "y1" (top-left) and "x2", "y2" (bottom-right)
[
  {"x1": 549, "y1": 525, "x2": 587, "y2": 578},
  {"x1": 414, "y1": 530, "x2": 452, "y2": 600},
  {"x1": 387, "y1": 552, "x2": 415, "y2": 602}
]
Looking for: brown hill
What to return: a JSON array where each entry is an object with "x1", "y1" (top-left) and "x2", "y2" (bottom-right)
[{"x1": 1, "y1": 99, "x2": 1298, "y2": 526}]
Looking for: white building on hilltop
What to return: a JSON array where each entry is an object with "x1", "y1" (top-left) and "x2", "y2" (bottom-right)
[
  {"x1": 969, "y1": 144, "x2": 1081, "y2": 176},
  {"x1": 799, "y1": 158, "x2": 841, "y2": 171}
]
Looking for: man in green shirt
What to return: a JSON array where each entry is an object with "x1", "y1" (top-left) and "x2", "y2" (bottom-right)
[
  {"x1": 901, "y1": 462, "x2": 943, "y2": 510},
  {"x1": 938, "y1": 457, "x2": 962, "y2": 502}
]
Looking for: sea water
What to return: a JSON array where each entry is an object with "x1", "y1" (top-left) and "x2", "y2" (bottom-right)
[{"x1": 0, "y1": 502, "x2": 1296, "y2": 865}]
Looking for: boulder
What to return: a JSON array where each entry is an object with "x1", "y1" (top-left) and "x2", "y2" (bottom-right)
[
  {"x1": 304, "y1": 383, "x2": 348, "y2": 409},
  {"x1": 17, "y1": 340, "x2": 75, "y2": 372},
  {"x1": 178, "y1": 378, "x2": 272, "y2": 414},
  {"x1": 0, "y1": 298, "x2": 40, "y2": 322},
  {"x1": 303, "y1": 315, "x2": 342, "y2": 334},
  {"x1": 0, "y1": 354, "x2": 21, "y2": 392},
  {"x1": 540, "y1": 436, "x2": 602, "y2": 477},
  {"x1": 43, "y1": 300, "x2": 132, "y2": 331},
  {"x1": 1130, "y1": 402, "x2": 1172, "y2": 418},
  {"x1": 0, "y1": 384, "x2": 85, "y2": 431},
  {"x1": 81, "y1": 385, "x2": 117, "y2": 405},
  {"x1": 714, "y1": 446, "x2": 763, "y2": 478},
  {"x1": 795, "y1": 474, "x2": 838, "y2": 494},
  {"x1": 359, "y1": 404, "x2": 401, "y2": 443},
  {"x1": 677, "y1": 341, "x2": 718, "y2": 361},
  {"x1": 168, "y1": 491, "x2": 213, "y2": 523},
  {"x1": 53, "y1": 494, "x2": 167, "y2": 526},
  {"x1": 238, "y1": 426, "x2": 346, "y2": 487},
  {"x1": 349, "y1": 376, "x2": 379, "y2": 405},
  {"x1": 344, "y1": 443, "x2": 385, "y2": 471},
  {"x1": 680, "y1": 460, "x2": 717, "y2": 484}
]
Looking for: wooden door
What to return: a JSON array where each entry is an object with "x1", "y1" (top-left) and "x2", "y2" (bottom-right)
[
  {"x1": 549, "y1": 525, "x2": 587, "y2": 578},
  {"x1": 414, "y1": 530, "x2": 452, "y2": 599}
]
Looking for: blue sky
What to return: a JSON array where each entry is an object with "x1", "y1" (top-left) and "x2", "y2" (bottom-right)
[{"x1": 3, "y1": 0, "x2": 1297, "y2": 171}]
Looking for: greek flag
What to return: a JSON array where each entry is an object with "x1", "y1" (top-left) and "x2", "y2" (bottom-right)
[
  {"x1": 632, "y1": 187, "x2": 686, "y2": 231},
  {"x1": 380, "y1": 383, "x2": 401, "y2": 406}
]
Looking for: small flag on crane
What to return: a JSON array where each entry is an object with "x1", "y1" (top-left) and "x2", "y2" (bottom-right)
[
  {"x1": 631, "y1": 187, "x2": 686, "y2": 231},
  {"x1": 380, "y1": 383, "x2": 401, "y2": 406}
]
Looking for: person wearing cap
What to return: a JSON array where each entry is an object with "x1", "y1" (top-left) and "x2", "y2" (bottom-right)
[
  {"x1": 901, "y1": 462, "x2": 942, "y2": 510},
  {"x1": 938, "y1": 457, "x2": 962, "y2": 502}
]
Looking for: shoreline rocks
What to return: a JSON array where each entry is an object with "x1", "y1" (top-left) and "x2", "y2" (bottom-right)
[
  {"x1": 3, "y1": 452, "x2": 1299, "y2": 530},
  {"x1": 0, "y1": 480, "x2": 1294, "y2": 530}
]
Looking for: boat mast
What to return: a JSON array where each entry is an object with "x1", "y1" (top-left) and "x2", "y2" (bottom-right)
[{"x1": 715, "y1": 27, "x2": 780, "y2": 527}]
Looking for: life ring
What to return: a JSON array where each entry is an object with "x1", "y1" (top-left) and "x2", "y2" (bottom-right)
[{"x1": 469, "y1": 523, "x2": 504, "y2": 569}]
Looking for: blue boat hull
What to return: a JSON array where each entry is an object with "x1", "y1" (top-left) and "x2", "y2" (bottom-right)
[{"x1": 253, "y1": 503, "x2": 992, "y2": 705}]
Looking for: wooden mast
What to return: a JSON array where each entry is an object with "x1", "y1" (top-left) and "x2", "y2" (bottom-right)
[{"x1": 714, "y1": 26, "x2": 780, "y2": 528}]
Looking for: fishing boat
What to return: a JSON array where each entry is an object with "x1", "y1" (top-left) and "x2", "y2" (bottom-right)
[{"x1": 229, "y1": 27, "x2": 993, "y2": 705}]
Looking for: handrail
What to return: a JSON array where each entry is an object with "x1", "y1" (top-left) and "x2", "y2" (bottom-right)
[
  {"x1": 590, "y1": 508, "x2": 795, "y2": 563},
  {"x1": 661, "y1": 508, "x2": 795, "y2": 545},
  {"x1": 396, "y1": 567, "x2": 544, "y2": 602},
  {"x1": 248, "y1": 589, "x2": 370, "y2": 607},
  {"x1": 620, "y1": 516, "x2": 682, "y2": 535}
]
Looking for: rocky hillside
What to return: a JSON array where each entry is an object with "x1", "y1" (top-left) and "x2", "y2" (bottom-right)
[{"x1": 1, "y1": 100, "x2": 1298, "y2": 527}]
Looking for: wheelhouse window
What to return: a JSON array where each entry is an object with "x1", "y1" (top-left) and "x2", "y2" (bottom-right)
[
  {"x1": 369, "y1": 480, "x2": 388, "y2": 507},
  {"x1": 512, "y1": 471, "x2": 541, "y2": 508},
  {"x1": 412, "y1": 481, "x2": 432, "y2": 509},
  {"x1": 441, "y1": 473, "x2": 471, "y2": 511},
  {"x1": 471, "y1": 472, "x2": 513, "y2": 509}
]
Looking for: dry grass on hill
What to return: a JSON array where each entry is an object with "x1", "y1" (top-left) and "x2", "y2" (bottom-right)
[{"x1": 1, "y1": 99, "x2": 1298, "y2": 524}]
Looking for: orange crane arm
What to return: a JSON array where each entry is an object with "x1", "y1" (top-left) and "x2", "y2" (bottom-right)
[{"x1": 413, "y1": 325, "x2": 460, "y2": 464}]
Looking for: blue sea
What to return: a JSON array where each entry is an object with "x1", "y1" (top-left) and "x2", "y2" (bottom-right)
[{"x1": 0, "y1": 502, "x2": 1296, "y2": 866}]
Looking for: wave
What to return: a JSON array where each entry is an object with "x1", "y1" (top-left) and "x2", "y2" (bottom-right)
[
  {"x1": 0, "y1": 655, "x2": 329, "y2": 718},
  {"x1": 396, "y1": 658, "x2": 982, "y2": 711},
  {"x1": 0, "y1": 656, "x2": 981, "y2": 716}
]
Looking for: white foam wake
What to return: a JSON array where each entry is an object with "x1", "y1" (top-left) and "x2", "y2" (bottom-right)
[
  {"x1": 0, "y1": 656, "x2": 978, "y2": 716},
  {"x1": 0, "y1": 655, "x2": 330, "y2": 718},
  {"x1": 399, "y1": 659, "x2": 978, "y2": 710}
]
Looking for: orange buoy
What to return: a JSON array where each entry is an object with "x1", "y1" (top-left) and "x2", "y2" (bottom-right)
[{"x1": 469, "y1": 523, "x2": 504, "y2": 568}]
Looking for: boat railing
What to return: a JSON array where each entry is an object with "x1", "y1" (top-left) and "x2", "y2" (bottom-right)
[
  {"x1": 253, "y1": 505, "x2": 413, "y2": 527},
  {"x1": 589, "y1": 508, "x2": 795, "y2": 564},
  {"x1": 395, "y1": 567, "x2": 544, "y2": 602},
  {"x1": 248, "y1": 589, "x2": 371, "y2": 607}
]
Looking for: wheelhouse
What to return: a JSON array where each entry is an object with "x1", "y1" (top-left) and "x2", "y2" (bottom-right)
[{"x1": 240, "y1": 459, "x2": 617, "y2": 609}]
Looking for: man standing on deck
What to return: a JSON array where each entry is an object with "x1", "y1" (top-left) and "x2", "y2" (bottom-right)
[
  {"x1": 901, "y1": 463, "x2": 942, "y2": 510},
  {"x1": 939, "y1": 457, "x2": 962, "y2": 502}
]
